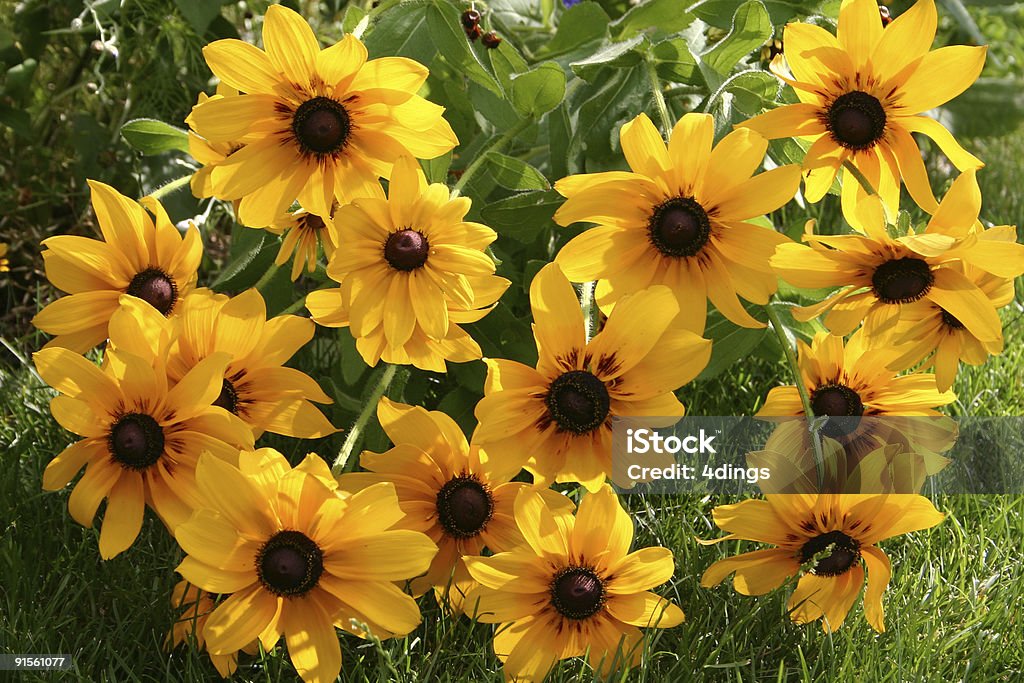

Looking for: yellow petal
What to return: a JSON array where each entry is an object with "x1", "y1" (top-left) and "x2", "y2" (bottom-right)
[
  {"x1": 620, "y1": 113, "x2": 669, "y2": 179},
  {"x1": 98, "y1": 473, "x2": 145, "y2": 559},
  {"x1": 739, "y1": 103, "x2": 827, "y2": 139},
  {"x1": 605, "y1": 546, "x2": 674, "y2": 594},
  {"x1": 262, "y1": 4, "x2": 319, "y2": 90},
  {"x1": 202, "y1": 39, "x2": 282, "y2": 94},
  {"x1": 861, "y1": 545, "x2": 891, "y2": 632},
  {"x1": 837, "y1": 0, "x2": 883, "y2": 70},
  {"x1": 204, "y1": 585, "x2": 279, "y2": 654},
  {"x1": 871, "y1": 0, "x2": 937, "y2": 83},
  {"x1": 895, "y1": 45, "x2": 987, "y2": 116}
]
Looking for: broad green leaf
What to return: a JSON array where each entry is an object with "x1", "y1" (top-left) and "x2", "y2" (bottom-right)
[
  {"x1": 341, "y1": 4, "x2": 367, "y2": 34},
  {"x1": 652, "y1": 38, "x2": 703, "y2": 86},
  {"x1": 725, "y1": 70, "x2": 779, "y2": 115},
  {"x1": 484, "y1": 152, "x2": 549, "y2": 190},
  {"x1": 690, "y1": 0, "x2": 820, "y2": 29},
  {"x1": 572, "y1": 66, "x2": 648, "y2": 161},
  {"x1": 364, "y1": 0, "x2": 435, "y2": 64},
  {"x1": 570, "y1": 34, "x2": 645, "y2": 82},
  {"x1": 510, "y1": 62, "x2": 566, "y2": 118},
  {"x1": 427, "y1": 0, "x2": 502, "y2": 96},
  {"x1": 612, "y1": 0, "x2": 696, "y2": 39},
  {"x1": 174, "y1": 0, "x2": 226, "y2": 34},
  {"x1": 547, "y1": 103, "x2": 572, "y2": 180},
  {"x1": 701, "y1": 0, "x2": 772, "y2": 76},
  {"x1": 336, "y1": 327, "x2": 369, "y2": 386},
  {"x1": 696, "y1": 308, "x2": 770, "y2": 381},
  {"x1": 420, "y1": 151, "x2": 452, "y2": 184},
  {"x1": 120, "y1": 118, "x2": 190, "y2": 155},
  {"x1": 488, "y1": 40, "x2": 530, "y2": 96},
  {"x1": 210, "y1": 232, "x2": 279, "y2": 292},
  {"x1": 540, "y1": 2, "x2": 610, "y2": 57},
  {"x1": 481, "y1": 189, "x2": 563, "y2": 243}
]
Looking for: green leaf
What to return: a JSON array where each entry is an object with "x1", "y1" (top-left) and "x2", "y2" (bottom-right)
[
  {"x1": 570, "y1": 34, "x2": 645, "y2": 82},
  {"x1": 120, "y1": 118, "x2": 191, "y2": 156},
  {"x1": 426, "y1": 0, "x2": 503, "y2": 96},
  {"x1": 488, "y1": 40, "x2": 530, "y2": 96},
  {"x1": 510, "y1": 62, "x2": 566, "y2": 118},
  {"x1": 210, "y1": 232, "x2": 278, "y2": 292},
  {"x1": 420, "y1": 151, "x2": 453, "y2": 184},
  {"x1": 651, "y1": 38, "x2": 703, "y2": 85},
  {"x1": 364, "y1": 0, "x2": 435, "y2": 64},
  {"x1": 572, "y1": 66, "x2": 647, "y2": 161},
  {"x1": 697, "y1": 309, "x2": 770, "y2": 381},
  {"x1": 701, "y1": 0, "x2": 772, "y2": 76},
  {"x1": 612, "y1": 0, "x2": 696, "y2": 39},
  {"x1": 690, "y1": 0, "x2": 819, "y2": 30},
  {"x1": 540, "y1": 2, "x2": 610, "y2": 56},
  {"x1": 481, "y1": 189, "x2": 563, "y2": 243},
  {"x1": 336, "y1": 327, "x2": 369, "y2": 386},
  {"x1": 174, "y1": 0, "x2": 226, "y2": 34},
  {"x1": 341, "y1": 4, "x2": 368, "y2": 34},
  {"x1": 725, "y1": 70, "x2": 779, "y2": 116},
  {"x1": 484, "y1": 152, "x2": 549, "y2": 190},
  {"x1": 547, "y1": 103, "x2": 572, "y2": 180}
]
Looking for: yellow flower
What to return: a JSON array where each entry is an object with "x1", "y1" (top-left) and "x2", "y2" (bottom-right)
[
  {"x1": 167, "y1": 580, "x2": 254, "y2": 678},
  {"x1": 473, "y1": 263, "x2": 711, "y2": 492},
  {"x1": 187, "y1": 4, "x2": 457, "y2": 227},
  {"x1": 554, "y1": 112, "x2": 800, "y2": 332},
  {"x1": 175, "y1": 450, "x2": 437, "y2": 683},
  {"x1": 700, "y1": 493, "x2": 945, "y2": 632},
  {"x1": 0, "y1": 242, "x2": 9, "y2": 272},
  {"x1": 886, "y1": 266, "x2": 1014, "y2": 392},
  {"x1": 167, "y1": 288, "x2": 336, "y2": 439},
  {"x1": 756, "y1": 331, "x2": 956, "y2": 472},
  {"x1": 741, "y1": 0, "x2": 986, "y2": 215},
  {"x1": 32, "y1": 298, "x2": 254, "y2": 559},
  {"x1": 465, "y1": 486, "x2": 684, "y2": 682},
  {"x1": 188, "y1": 84, "x2": 243, "y2": 200},
  {"x1": 771, "y1": 178, "x2": 1024, "y2": 347},
  {"x1": 270, "y1": 206, "x2": 339, "y2": 281},
  {"x1": 32, "y1": 180, "x2": 201, "y2": 353},
  {"x1": 337, "y1": 398, "x2": 574, "y2": 610},
  {"x1": 306, "y1": 156, "x2": 510, "y2": 371}
]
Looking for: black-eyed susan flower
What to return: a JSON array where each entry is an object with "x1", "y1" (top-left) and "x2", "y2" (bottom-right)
[
  {"x1": 742, "y1": 0, "x2": 985, "y2": 214},
  {"x1": 270, "y1": 206, "x2": 339, "y2": 281},
  {"x1": 473, "y1": 263, "x2": 711, "y2": 492},
  {"x1": 700, "y1": 493, "x2": 944, "y2": 632},
  {"x1": 554, "y1": 112, "x2": 800, "y2": 332},
  {"x1": 32, "y1": 181, "x2": 201, "y2": 353},
  {"x1": 337, "y1": 398, "x2": 573, "y2": 610},
  {"x1": 465, "y1": 486, "x2": 683, "y2": 681},
  {"x1": 887, "y1": 266, "x2": 1014, "y2": 392},
  {"x1": 167, "y1": 580, "x2": 255, "y2": 678},
  {"x1": 307, "y1": 156, "x2": 510, "y2": 372},
  {"x1": 175, "y1": 450, "x2": 437, "y2": 683},
  {"x1": 187, "y1": 4, "x2": 457, "y2": 228},
  {"x1": 756, "y1": 331, "x2": 956, "y2": 471},
  {"x1": 168, "y1": 288, "x2": 336, "y2": 439},
  {"x1": 33, "y1": 298, "x2": 253, "y2": 558},
  {"x1": 0, "y1": 242, "x2": 9, "y2": 272},
  {"x1": 772, "y1": 181, "x2": 1024, "y2": 347}
]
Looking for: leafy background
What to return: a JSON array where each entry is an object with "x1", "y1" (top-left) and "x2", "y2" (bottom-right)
[{"x1": 1, "y1": 0, "x2": 1023, "y2": 680}]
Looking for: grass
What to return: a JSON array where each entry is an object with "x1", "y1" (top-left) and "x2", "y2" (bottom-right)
[{"x1": 2, "y1": 310, "x2": 1022, "y2": 682}]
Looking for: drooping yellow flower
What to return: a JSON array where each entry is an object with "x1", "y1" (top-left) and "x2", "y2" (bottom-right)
[
  {"x1": 741, "y1": 0, "x2": 986, "y2": 214},
  {"x1": 306, "y1": 156, "x2": 510, "y2": 371},
  {"x1": 554, "y1": 112, "x2": 800, "y2": 332},
  {"x1": 473, "y1": 263, "x2": 711, "y2": 492},
  {"x1": 33, "y1": 298, "x2": 254, "y2": 559},
  {"x1": 187, "y1": 4, "x2": 457, "y2": 227},
  {"x1": 337, "y1": 398, "x2": 574, "y2": 610},
  {"x1": 887, "y1": 268, "x2": 1013, "y2": 392},
  {"x1": 771, "y1": 179, "x2": 1024, "y2": 347},
  {"x1": 168, "y1": 288, "x2": 336, "y2": 439},
  {"x1": 167, "y1": 580, "x2": 255, "y2": 678},
  {"x1": 175, "y1": 450, "x2": 437, "y2": 683},
  {"x1": 32, "y1": 180, "x2": 201, "y2": 352},
  {"x1": 0, "y1": 242, "x2": 9, "y2": 272},
  {"x1": 700, "y1": 493, "x2": 944, "y2": 632},
  {"x1": 756, "y1": 331, "x2": 956, "y2": 471},
  {"x1": 465, "y1": 486, "x2": 684, "y2": 682},
  {"x1": 270, "y1": 206, "x2": 339, "y2": 281},
  {"x1": 188, "y1": 85, "x2": 243, "y2": 200}
]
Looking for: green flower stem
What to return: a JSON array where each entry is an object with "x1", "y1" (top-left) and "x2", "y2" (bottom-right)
[
  {"x1": 333, "y1": 362, "x2": 398, "y2": 475},
  {"x1": 147, "y1": 175, "x2": 191, "y2": 201},
  {"x1": 581, "y1": 281, "x2": 597, "y2": 342},
  {"x1": 252, "y1": 263, "x2": 281, "y2": 292},
  {"x1": 451, "y1": 117, "x2": 534, "y2": 198},
  {"x1": 841, "y1": 159, "x2": 878, "y2": 197},
  {"x1": 645, "y1": 59, "x2": 674, "y2": 137},
  {"x1": 764, "y1": 300, "x2": 826, "y2": 490}
]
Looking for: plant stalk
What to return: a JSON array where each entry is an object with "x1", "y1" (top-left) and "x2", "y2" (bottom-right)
[{"x1": 332, "y1": 362, "x2": 398, "y2": 474}]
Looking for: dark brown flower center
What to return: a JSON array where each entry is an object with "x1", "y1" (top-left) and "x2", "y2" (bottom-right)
[
  {"x1": 257, "y1": 530, "x2": 324, "y2": 597},
  {"x1": 212, "y1": 379, "x2": 238, "y2": 414},
  {"x1": 648, "y1": 197, "x2": 711, "y2": 257},
  {"x1": 299, "y1": 214, "x2": 327, "y2": 233},
  {"x1": 827, "y1": 91, "x2": 886, "y2": 150},
  {"x1": 872, "y1": 257, "x2": 934, "y2": 303},
  {"x1": 126, "y1": 268, "x2": 177, "y2": 316},
  {"x1": 940, "y1": 308, "x2": 965, "y2": 330},
  {"x1": 293, "y1": 97, "x2": 350, "y2": 155},
  {"x1": 436, "y1": 475, "x2": 494, "y2": 538},
  {"x1": 109, "y1": 413, "x2": 165, "y2": 470},
  {"x1": 546, "y1": 370, "x2": 610, "y2": 434},
  {"x1": 810, "y1": 383, "x2": 864, "y2": 438},
  {"x1": 800, "y1": 530, "x2": 861, "y2": 577},
  {"x1": 550, "y1": 567, "x2": 605, "y2": 620},
  {"x1": 384, "y1": 229, "x2": 429, "y2": 271}
]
